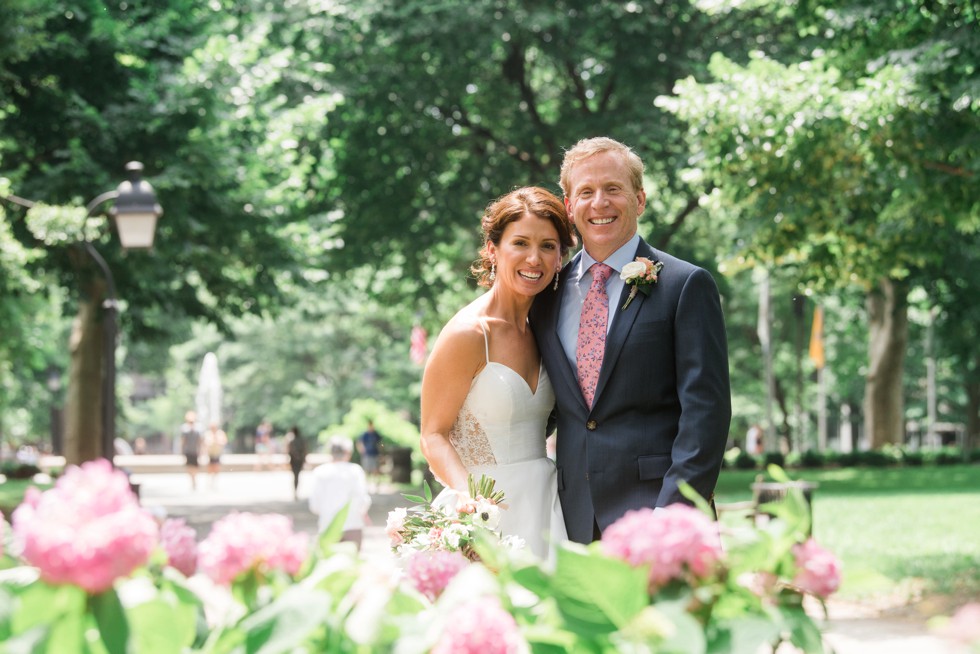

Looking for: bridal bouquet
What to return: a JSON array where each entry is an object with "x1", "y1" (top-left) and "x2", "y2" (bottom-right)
[{"x1": 386, "y1": 474, "x2": 523, "y2": 560}]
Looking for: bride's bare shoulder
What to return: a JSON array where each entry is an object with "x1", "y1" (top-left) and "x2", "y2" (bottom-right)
[{"x1": 431, "y1": 305, "x2": 488, "y2": 359}]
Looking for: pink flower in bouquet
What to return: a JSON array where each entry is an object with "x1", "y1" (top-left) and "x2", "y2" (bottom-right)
[
  {"x1": 404, "y1": 550, "x2": 470, "y2": 601},
  {"x1": 197, "y1": 512, "x2": 309, "y2": 585},
  {"x1": 791, "y1": 538, "x2": 841, "y2": 599},
  {"x1": 432, "y1": 596, "x2": 527, "y2": 654},
  {"x1": 386, "y1": 507, "x2": 407, "y2": 546},
  {"x1": 11, "y1": 458, "x2": 158, "y2": 594},
  {"x1": 160, "y1": 518, "x2": 198, "y2": 577},
  {"x1": 601, "y1": 504, "x2": 722, "y2": 590}
]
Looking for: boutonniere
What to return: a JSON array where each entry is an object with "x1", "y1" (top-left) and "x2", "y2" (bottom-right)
[{"x1": 620, "y1": 257, "x2": 664, "y2": 310}]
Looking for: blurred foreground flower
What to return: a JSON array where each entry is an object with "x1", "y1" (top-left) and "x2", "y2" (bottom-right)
[
  {"x1": 791, "y1": 537, "x2": 842, "y2": 599},
  {"x1": 11, "y1": 458, "x2": 157, "y2": 593},
  {"x1": 432, "y1": 596, "x2": 528, "y2": 654},
  {"x1": 932, "y1": 602, "x2": 980, "y2": 651},
  {"x1": 404, "y1": 549, "x2": 470, "y2": 601},
  {"x1": 159, "y1": 518, "x2": 198, "y2": 577},
  {"x1": 197, "y1": 511, "x2": 308, "y2": 585},
  {"x1": 601, "y1": 503, "x2": 722, "y2": 590}
]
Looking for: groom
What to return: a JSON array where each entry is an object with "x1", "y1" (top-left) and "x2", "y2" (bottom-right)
[{"x1": 530, "y1": 137, "x2": 732, "y2": 544}]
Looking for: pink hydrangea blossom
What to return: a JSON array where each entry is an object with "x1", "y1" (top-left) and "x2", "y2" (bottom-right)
[
  {"x1": 404, "y1": 550, "x2": 470, "y2": 601},
  {"x1": 11, "y1": 458, "x2": 158, "y2": 594},
  {"x1": 197, "y1": 512, "x2": 309, "y2": 585},
  {"x1": 431, "y1": 596, "x2": 527, "y2": 654},
  {"x1": 936, "y1": 603, "x2": 980, "y2": 647},
  {"x1": 791, "y1": 538, "x2": 842, "y2": 599},
  {"x1": 601, "y1": 504, "x2": 722, "y2": 590},
  {"x1": 160, "y1": 518, "x2": 198, "y2": 577}
]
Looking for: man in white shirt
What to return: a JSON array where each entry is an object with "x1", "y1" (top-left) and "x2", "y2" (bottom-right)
[{"x1": 308, "y1": 436, "x2": 372, "y2": 549}]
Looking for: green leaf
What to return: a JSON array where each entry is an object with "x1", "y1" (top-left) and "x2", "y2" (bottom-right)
[
  {"x1": 550, "y1": 545, "x2": 649, "y2": 634},
  {"x1": 90, "y1": 589, "x2": 130, "y2": 654},
  {"x1": 238, "y1": 586, "x2": 333, "y2": 654},
  {"x1": 707, "y1": 615, "x2": 781, "y2": 654},
  {"x1": 401, "y1": 493, "x2": 427, "y2": 504},
  {"x1": 679, "y1": 481, "x2": 714, "y2": 516}
]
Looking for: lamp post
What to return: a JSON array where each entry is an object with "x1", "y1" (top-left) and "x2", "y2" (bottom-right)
[
  {"x1": 1, "y1": 162, "x2": 162, "y2": 464},
  {"x1": 83, "y1": 162, "x2": 163, "y2": 462}
]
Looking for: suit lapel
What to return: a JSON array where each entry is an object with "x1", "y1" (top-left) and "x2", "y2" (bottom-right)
[
  {"x1": 593, "y1": 239, "x2": 659, "y2": 407},
  {"x1": 537, "y1": 255, "x2": 585, "y2": 408}
]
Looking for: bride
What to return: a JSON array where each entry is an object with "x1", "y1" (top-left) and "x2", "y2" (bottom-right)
[{"x1": 420, "y1": 186, "x2": 575, "y2": 560}]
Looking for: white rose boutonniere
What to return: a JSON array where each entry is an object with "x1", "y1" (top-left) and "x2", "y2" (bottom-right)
[{"x1": 620, "y1": 257, "x2": 664, "y2": 310}]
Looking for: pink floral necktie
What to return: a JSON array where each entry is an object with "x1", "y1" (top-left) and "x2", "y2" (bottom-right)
[{"x1": 576, "y1": 263, "x2": 614, "y2": 408}]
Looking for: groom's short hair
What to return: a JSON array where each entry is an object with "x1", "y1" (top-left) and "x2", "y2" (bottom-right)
[{"x1": 559, "y1": 136, "x2": 645, "y2": 197}]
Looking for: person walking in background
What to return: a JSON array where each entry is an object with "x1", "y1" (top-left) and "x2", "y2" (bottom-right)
[
  {"x1": 179, "y1": 411, "x2": 202, "y2": 490},
  {"x1": 286, "y1": 426, "x2": 308, "y2": 500},
  {"x1": 357, "y1": 420, "x2": 383, "y2": 491},
  {"x1": 203, "y1": 422, "x2": 228, "y2": 488},
  {"x1": 254, "y1": 419, "x2": 273, "y2": 470},
  {"x1": 529, "y1": 136, "x2": 732, "y2": 544},
  {"x1": 308, "y1": 436, "x2": 372, "y2": 550}
]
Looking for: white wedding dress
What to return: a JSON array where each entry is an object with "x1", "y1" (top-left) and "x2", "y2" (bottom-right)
[{"x1": 447, "y1": 320, "x2": 567, "y2": 560}]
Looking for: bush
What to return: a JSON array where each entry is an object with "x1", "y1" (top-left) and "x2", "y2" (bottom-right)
[
  {"x1": 0, "y1": 460, "x2": 842, "y2": 654},
  {"x1": 901, "y1": 449, "x2": 924, "y2": 466},
  {"x1": 763, "y1": 451, "x2": 785, "y2": 468},
  {"x1": 733, "y1": 450, "x2": 758, "y2": 470},
  {"x1": 799, "y1": 448, "x2": 825, "y2": 469},
  {"x1": 0, "y1": 461, "x2": 41, "y2": 479}
]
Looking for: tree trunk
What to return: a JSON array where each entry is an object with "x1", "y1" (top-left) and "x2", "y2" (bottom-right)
[
  {"x1": 64, "y1": 281, "x2": 106, "y2": 466},
  {"x1": 863, "y1": 277, "x2": 909, "y2": 449},
  {"x1": 966, "y1": 374, "x2": 979, "y2": 458}
]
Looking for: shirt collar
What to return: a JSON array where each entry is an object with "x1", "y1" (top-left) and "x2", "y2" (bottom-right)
[{"x1": 574, "y1": 234, "x2": 641, "y2": 282}]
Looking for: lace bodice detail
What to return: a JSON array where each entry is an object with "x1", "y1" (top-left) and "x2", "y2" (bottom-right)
[{"x1": 449, "y1": 321, "x2": 555, "y2": 469}]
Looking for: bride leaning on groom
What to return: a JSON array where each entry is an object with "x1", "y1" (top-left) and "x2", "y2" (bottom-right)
[{"x1": 419, "y1": 136, "x2": 731, "y2": 557}]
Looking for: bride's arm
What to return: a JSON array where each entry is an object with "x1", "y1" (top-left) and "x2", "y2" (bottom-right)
[{"x1": 420, "y1": 319, "x2": 484, "y2": 493}]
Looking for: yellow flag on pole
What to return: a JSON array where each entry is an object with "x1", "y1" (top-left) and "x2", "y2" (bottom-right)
[{"x1": 809, "y1": 305, "x2": 825, "y2": 369}]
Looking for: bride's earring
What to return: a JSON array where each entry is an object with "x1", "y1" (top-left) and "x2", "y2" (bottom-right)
[
  {"x1": 489, "y1": 261, "x2": 496, "y2": 282},
  {"x1": 553, "y1": 269, "x2": 560, "y2": 290}
]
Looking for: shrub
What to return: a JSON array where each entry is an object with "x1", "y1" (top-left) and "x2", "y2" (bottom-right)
[
  {"x1": 0, "y1": 461, "x2": 41, "y2": 479},
  {"x1": 799, "y1": 449, "x2": 825, "y2": 469},
  {"x1": 734, "y1": 450, "x2": 758, "y2": 470},
  {"x1": 0, "y1": 460, "x2": 841, "y2": 654},
  {"x1": 763, "y1": 451, "x2": 785, "y2": 468}
]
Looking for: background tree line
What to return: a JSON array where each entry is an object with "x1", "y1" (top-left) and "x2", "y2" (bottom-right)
[{"x1": 0, "y1": 0, "x2": 976, "y2": 460}]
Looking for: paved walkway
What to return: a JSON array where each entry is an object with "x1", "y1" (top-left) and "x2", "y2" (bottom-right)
[{"x1": 120, "y1": 459, "x2": 954, "y2": 654}]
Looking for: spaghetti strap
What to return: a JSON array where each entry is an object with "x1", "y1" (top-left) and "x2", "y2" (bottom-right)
[{"x1": 478, "y1": 318, "x2": 490, "y2": 364}]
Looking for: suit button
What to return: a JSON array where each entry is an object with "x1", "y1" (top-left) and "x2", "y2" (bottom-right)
[{"x1": 586, "y1": 420, "x2": 597, "y2": 430}]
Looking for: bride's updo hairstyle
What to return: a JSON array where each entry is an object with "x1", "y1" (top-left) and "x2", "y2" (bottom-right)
[{"x1": 472, "y1": 186, "x2": 576, "y2": 288}]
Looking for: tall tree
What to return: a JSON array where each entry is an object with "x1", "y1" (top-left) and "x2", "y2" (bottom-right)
[
  {"x1": 660, "y1": 0, "x2": 979, "y2": 447},
  {"x1": 1, "y1": 1, "x2": 305, "y2": 462}
]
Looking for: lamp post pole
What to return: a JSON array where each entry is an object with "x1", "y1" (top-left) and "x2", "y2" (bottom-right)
[
  {"x1": 79, "y1": 240, "x2": 119, "y2": 462},
  {"x1": 80, "y1": 162, "x2": 162, "y2": 464}
]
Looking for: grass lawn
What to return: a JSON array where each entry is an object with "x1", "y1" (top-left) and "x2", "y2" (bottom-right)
[{"x1": 715, "y1": 465, "x2": 980, "y2": 606}]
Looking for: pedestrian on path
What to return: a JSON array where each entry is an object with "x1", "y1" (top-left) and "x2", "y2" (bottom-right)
[
  {"x1": 309, "y1": 436, "x2": 371, "y2": 550},
  {"x1": 203, "y1": 422, "x2": 228, "y2": 488},
  {"x1": 179, "y1": 411, "x2": 202, "y2": 490},
  {"x1": 357, "y1": 420, "x2": 384, "y2": 491},
  {"x1": 286, "y1": 426, "x2": 308, "y2": 500}
]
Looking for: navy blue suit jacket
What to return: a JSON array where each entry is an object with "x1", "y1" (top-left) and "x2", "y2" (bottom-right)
[{"x1": 529, "y1": 238, "x2": 732, "y2": 543}]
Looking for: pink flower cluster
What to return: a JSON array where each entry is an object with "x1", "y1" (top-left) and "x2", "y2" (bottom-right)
[
  {"x1": 791, "y1": 538, "x2": 842, "y2": 599},
  {"x1": 197, "y1": 512, "x2": 308, "y2": 585},
  {"x1": 431, "y1": 596, "x2": 526, "y2": 654},
  {"x1": 404, "y1": 550, "x2": 470, "y2": 601},
  {"x1": 11, "y1": 459, "x2": 158, "y2": 594},
  {"x1": 601, "y1": 504, "x2": 722, "y2": 590},
  {"x1": 936, "y1": 603, "x2": 980, "y2": 647},
  {"x1": 159, "y1": 518, "x2": 198, "y2": 577}
]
